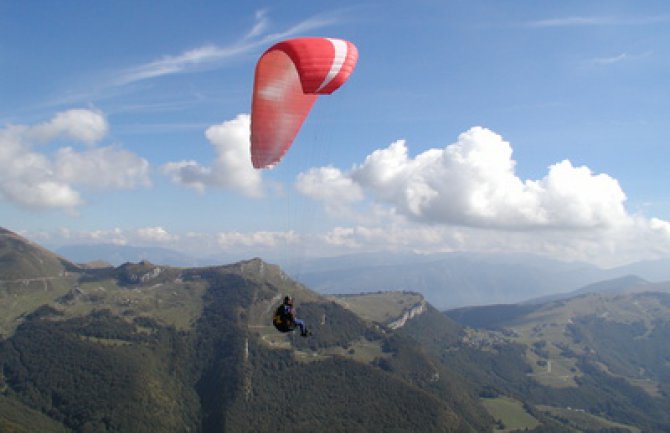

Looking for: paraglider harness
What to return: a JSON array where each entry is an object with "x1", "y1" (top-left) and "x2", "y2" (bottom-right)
[{"x1": 273, "y1": 303, "x2": 297, "y2": 333}]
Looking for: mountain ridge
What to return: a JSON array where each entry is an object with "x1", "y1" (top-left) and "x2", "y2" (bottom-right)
[
  {"x1": 51, "y1": 237, "x2": 670, "y2": 309},
  {"x1": 523, "y1": 274, "x2": 650, "y2": 305}
]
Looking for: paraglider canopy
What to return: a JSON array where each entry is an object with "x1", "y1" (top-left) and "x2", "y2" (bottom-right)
[{"x1": 250, "y1": 37, "x2": 358, "y2": 169}]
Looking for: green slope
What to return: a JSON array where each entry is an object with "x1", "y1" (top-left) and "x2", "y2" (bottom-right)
[
  {"x1": 443, "y1": 288, "x2": 670, "y2": 432},
  {"x1": 0, "y1": 228, "x2": 78, "y2": 279}
]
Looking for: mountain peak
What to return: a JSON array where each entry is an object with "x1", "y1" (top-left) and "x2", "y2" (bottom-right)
[
  {"x1": 114, "y1": 260, "x2": 163, "y2": 285},
  {"x1": 0, "y1": 227, "x2": 78, "y2": 279},
  {"x1": 238, "y1": 257, "x2": 271, "y2": 273}
]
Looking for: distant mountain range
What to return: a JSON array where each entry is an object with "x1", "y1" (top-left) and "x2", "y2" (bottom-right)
[
  {"x1": 54, "y1": 243, "x2": 670, "y2": 309},
  {"x1": 285, "y1": 252, "x2": 670, "y2": 309},
  {"x1": 3, "y1": 227, "x2": 670, "y2": 432},
  {"x1": 522, "y1": 274, "x2": 651, "y2": 305}
]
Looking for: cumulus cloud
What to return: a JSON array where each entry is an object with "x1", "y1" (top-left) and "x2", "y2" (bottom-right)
[
  {"x1": 162, "y1": 114, "x2": 263, "y2": 197},
  {"x1": 27, "y1": 109, "x2": 108, "y2": 144},
  {"x1": 0, "y1": 109, "x2": 149, "y2": 210},
  {"x1": 300, "y1": 126, "x2": 630, "y2": 230},
  {"x1": 55, "y1": 146, "x2": 150, "y2": 189},
  {"x1": 650, "y1": 218, "x2": 670, "y2": 236},
  {"x1": 288, "y1": 126, "x2": 670, "y2": 266},
  {"x1": 295, "y1": 166, "x2": 364, "y2": 215},
  {"x1": 2, "y1": 179, "x2": 82, "y2": 210}
]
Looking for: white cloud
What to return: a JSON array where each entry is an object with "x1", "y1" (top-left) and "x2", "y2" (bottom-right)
[
  {"x1": 527, "y1": 15, "x2": 670, "y2": 28},
  {"x1": 35, "y1": 210, "x2": 670, "y2": 267},
  {"x1": 592, "y1": 53, "x2": 628, "y2": 65},
  {"x1": 528, "y1": 16, "x2": 616, "y2": 28},
  {"x1": 320, "y1": 224, "x2": 458, "y2": 252},
  {"x1": 55, "y1": 146, "x2": 150, "y2": 189},
  {"x1": 115, "y1": 10, "x2": 338, "y2": 86},
  {"x1": 650, "y1": 218, "x2": 670, "y2": 236},
  {"x1": 245, "y1": 9, "x2": 270, "y2": 40},
  {"x1": 338, "y1": 127, "x2": 629, "y2": 229},
  {"x1": 47, "y1": 227, "x2": 298, "y2": 257},
  {"x1": 216, "y1": 230, "x2": 299, "y2": 248},
  {"x1": 588, "y1": 51, "x2": 652, "y2": 67},
  {"x1": 27, "y1": 109, "x2": 108, "y2": 144},
  {"x1": 81, "y1": 228, "x2": 128, "y2": 246},
  {"x1": 2, "y1": 179, "x2": 82, "y2": 210},
  {"x1": 162, "y1": 114, "x2": 263, "y2": 197},
  {"x1": 322, "y1": 226, "x2": 360, "y2": 248},
  {"x1": 530, "y1": 159, "x2": 628, "y2": 228},
  {"x1": 0, "y1": 109, "x2": 149, "y2": 210},
  {"x1": 136, "y1": 227, "x2": 178, "y2": 243},
  {"x1": 117, "y1": 44, "x2": 244, "y2": 85},
  {"x1": 295, "y1": 166, "x2": 364, "y2": 215},
  {"x1": 288, "y1": 126, "x2": 670, "y2": 266},
  {"x1": 46, "y1": 227, "x2": 178, "y2": 247},
  {"x1": 310, "y1": 215, "x2": 670, "y2": 268}
]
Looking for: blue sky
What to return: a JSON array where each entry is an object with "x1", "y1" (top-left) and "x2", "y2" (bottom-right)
[{"x1": 2, "y1": 0, "x2": 670, "y2": 267}]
